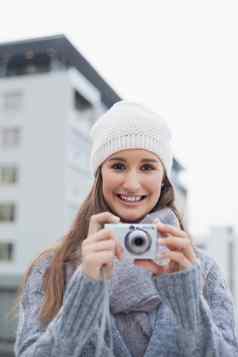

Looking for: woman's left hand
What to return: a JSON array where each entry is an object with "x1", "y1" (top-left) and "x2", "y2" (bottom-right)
[{"x1": 134, "y1": 220, "x2": 200, "y2": 277}]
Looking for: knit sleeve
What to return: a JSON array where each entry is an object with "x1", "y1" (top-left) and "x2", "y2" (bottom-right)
[
  {"x1": 153, "y1": 258, "x2": 238, "y2": 356},
  {"x1": 14, "y1": 257, "x2": 111, "y2": 357}
]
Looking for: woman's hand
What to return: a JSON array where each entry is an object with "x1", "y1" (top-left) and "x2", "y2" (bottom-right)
[
  {"x1": 134, "y1": 220, "x2": 200, "y2": 277},
  {"x1": 80, "y1": 212, "x2": 124, "y2": 281}
]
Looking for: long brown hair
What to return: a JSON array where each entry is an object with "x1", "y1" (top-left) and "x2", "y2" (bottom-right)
[{"x1": 13, "y1": 166, "x2": 184, "y2": 326}]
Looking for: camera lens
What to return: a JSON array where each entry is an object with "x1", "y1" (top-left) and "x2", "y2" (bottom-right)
[
  {"x1": 125, "y1": 227, "x2": 152, "y2": 255},
  {"x1": 134, "y1": 237, "x2": 144, "y2": 246}
]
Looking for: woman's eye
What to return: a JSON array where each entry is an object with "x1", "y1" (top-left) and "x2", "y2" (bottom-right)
[
  {"x1": 110, "y1": 163, "x2": 156, "y2": 171},
  {"x1": 141, "y1": 164, "x2": 155, "y2": 171},
  {"x1": 111, "y1": 163, "x2": 126, "y2": 170}
]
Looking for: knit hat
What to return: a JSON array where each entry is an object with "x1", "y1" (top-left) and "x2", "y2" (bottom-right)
[{"x1": 89, "y1": 101, "x2": 173, "y2": 177}]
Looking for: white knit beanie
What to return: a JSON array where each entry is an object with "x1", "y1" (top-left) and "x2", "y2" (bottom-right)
[{"x1": 89, "y1": 101, "x2": 173, "y2": 177}]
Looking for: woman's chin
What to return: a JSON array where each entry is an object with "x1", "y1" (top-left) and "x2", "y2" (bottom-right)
[
  {"x1": 117, "y1": 213, "x2": 147, "y2": 223},
  {"x1": 108, "y1": 203, "x2": 150, "y2": 223}
]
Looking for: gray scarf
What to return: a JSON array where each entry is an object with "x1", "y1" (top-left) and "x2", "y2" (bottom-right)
[
  {"x1": 109, "y1": 207, "x2": 179, "y2": 357},
  {"x1": 65, "y1": 207, "x2": 179, "y2": 357}
]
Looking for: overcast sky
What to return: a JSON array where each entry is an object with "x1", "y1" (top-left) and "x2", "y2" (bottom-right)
[{"x1": 1, "y1": 0, "x2": 238, "y2": 236}]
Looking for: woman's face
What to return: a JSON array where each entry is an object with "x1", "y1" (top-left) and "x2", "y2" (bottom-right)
[{"x1": 101, "y1": 149, "x2": 164, "y2": 222}]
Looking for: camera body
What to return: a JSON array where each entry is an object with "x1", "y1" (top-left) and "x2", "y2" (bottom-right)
[{"x1": 105, "y1": 223, "x2": 170, "y2": 266}]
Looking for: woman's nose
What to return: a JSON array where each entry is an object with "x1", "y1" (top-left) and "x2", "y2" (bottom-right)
[{"x1": 122, "y1": 171, "x2": 141, "y2": 191}]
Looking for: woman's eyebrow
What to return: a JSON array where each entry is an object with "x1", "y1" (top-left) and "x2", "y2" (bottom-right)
[
  {"x1": 108, "y1": 157, "x2": 160, "y2": 163},
  {"x1": 108, "y1": 157, "x2": 126, "y2": 161},
  {"x1": 141, "y1": 158, "x2": 160, "y2": 163}
]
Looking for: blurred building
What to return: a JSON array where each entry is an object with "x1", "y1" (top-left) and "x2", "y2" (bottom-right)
[
  {"x1": 194, "y1": 225, "x2": 238, "y2": 323},
  {"x1": 0, "y1": 34, "x2": 187, "y2": 356},
  {"x1": 205, "y1": 226, "x2": 237, "y2": 303}
]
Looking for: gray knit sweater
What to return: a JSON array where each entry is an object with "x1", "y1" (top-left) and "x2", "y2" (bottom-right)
[{"x1": 14, "y1": 251, "x2": 238, "y2": 356}]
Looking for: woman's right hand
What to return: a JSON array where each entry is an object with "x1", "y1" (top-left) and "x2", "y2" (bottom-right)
[{"x1": 80, "y1": 212, "x2": 124, "y2": 281}]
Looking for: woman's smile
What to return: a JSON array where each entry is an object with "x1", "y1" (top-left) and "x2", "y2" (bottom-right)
[
  {"x1": 101, "y1": 149, "x2": 164, "y2": 222},
  {"x1": 115, "y1": 193, "x2": 147, "y2": 205}
]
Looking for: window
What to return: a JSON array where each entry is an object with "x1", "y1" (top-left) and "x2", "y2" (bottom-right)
[
  {"x1": 0, "y1": 127, "x2": 21, "y2": 148},
  {"x1": 0, "y1": 203, "x2": 16, "y2": 222},
  {"x1": 1, "y1": 90, "x2": 24, "y2": 112},
  {"x1": 6, "y1": 52, "x2": 52, "y2": 77},
  {"x1": 0, "y1": 166, "x2": 18, "y2": 184},
  {"x1": 74, "y1": 90, "x2": 92, "y2": 111},
  {"x1": 0, "y1": 241, "x2": 14, "y2": 261}
]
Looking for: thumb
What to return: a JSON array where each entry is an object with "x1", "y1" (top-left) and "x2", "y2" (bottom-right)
[
  {"x1": 100, "y1": 262, "x2": 113, "y2": 280},
  {"x1": 115, "y1": 243, "x2": 124, "y2": 260}
]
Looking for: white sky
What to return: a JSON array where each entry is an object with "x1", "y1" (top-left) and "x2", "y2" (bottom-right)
[{"x1": 1, "y1": 0, "x2": 238, "y2": 236}]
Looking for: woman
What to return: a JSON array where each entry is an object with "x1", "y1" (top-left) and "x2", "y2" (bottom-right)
[{"x1": 14, "y1": 101, "x2": 238, "y2": 356}]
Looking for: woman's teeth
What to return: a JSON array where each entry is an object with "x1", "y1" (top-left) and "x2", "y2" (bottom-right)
[{"x1": 117, "y1": 194, "x2": 145, "y2": 202}]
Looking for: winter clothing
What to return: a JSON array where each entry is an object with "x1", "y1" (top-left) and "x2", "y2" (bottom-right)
[
  {"x1": 89, "y1": 101, "x2": 173, "y2": 177},
  {"x1": 14, "y1": 208, "x2": 238, "y2": 356}
]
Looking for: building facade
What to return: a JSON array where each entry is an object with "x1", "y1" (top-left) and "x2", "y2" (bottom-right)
[{"x1": 0, "y1": 35, "x2": 187, "y2": 356}]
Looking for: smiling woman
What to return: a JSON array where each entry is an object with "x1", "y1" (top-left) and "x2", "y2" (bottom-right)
[
  {"x1": 101, "y1": 149, "x2": 164, "y2": 223},
  {"x1": 14, "y1": 101, "x2": 238, "y2": 357}
]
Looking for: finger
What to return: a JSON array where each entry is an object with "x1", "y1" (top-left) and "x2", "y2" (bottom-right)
[
  {"x1": 155, "y1": 221, "x2": 187, "y2": 238},
  {"x1": 101, "y1": 261, "x2": 114, "y2": 279},
  {"x1": 82, "y1": 232, "x2": 124, "y2": 261},
  {"x1": 159, "y1": 236, "x2": 191, "y2": 250},
  {"x1": 134, "y1": 260, "x2": 161, "y2": 275},
  {"x1": 84, "y1": 228, "x2": 116, "y2": 243},
  {"x1": 115, "y1": 242, "x2": 124, "y2": 260},
  {"x1": 160, "y1": 236, "x2": 198, "y2": 262},
  {"x1": 162, "y1": 250, "x2": 191, "y2": 270},
  {"x1": 83, "y1": 239, "x2": 117, "y2": 254},
  {"x1": 88, "y1": 212, "x2": 120, "y2": 235},
  {"x1": 84, "y1": 251, "x2": 115, "y2": 266}
]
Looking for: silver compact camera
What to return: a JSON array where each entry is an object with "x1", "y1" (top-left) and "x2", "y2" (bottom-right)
[{"x1": 105, "y1": 223, "x2": 170, "y2": 266}]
